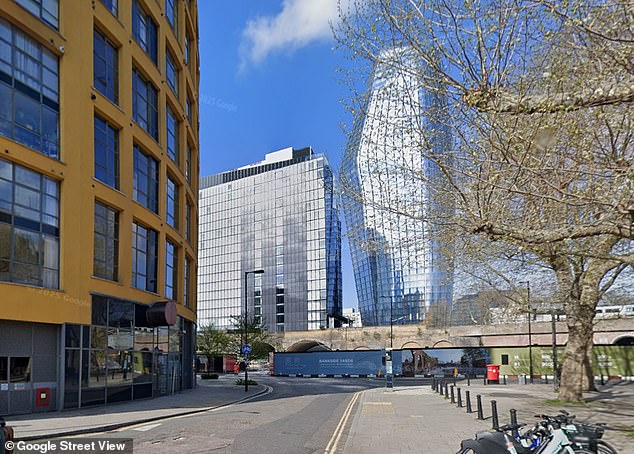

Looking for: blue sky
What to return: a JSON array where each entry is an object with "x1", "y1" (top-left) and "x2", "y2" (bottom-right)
[{"x1": 198, "y1": 1, "x2": 359, "y2": 308}]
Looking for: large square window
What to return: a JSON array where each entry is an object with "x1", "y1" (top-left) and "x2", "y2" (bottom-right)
[
  {"x1": 132, "y1": 222, "x2": 158, "y2": 293},
  {"x1": 93, "y1": 30, "x2": 118, "y2": 104},
  {"x1": 0, "y1": 19, "x2": 59, "y2": 158},
  {"x1": 94, "y1": 115, "x2": 119, "y2": 189},
  {"x1": 132, "y1": 0, "x2": 157, "y2": 64},
  {"x1": 132, "y1": 69, "x2": 158, "y2": 140},
  {"x1": 133, "y1": 146, "x2": 159, "y2": 213}
]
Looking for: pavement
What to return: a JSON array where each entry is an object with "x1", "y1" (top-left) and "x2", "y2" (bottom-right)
[
  {"x1": 342, "y1": 379, "x2": 634, "y2": 454},
  {"x1": 6, "y1": 375, "x2": 634, "y2": 453},
  {"x1": 8, "y1": 374, "x2": 267, "y2": 441},
  {"x1": 342, "y1": 386, "x2": 489, "y2": 454}
]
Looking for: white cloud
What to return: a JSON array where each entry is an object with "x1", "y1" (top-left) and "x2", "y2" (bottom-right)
[{"x1": 240, "y1": 0, "x2": 347, "y2": 69}]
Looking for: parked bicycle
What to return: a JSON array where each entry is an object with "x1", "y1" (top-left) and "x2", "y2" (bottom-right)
[{"x1": 457, "y1": 411, "x2": 618, "y2": 454}]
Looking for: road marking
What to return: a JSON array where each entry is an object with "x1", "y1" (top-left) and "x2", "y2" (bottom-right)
[
  {"x1": 324, "y1": 389, "x2": 364, "y2": 454},
  {"x1": 133, "y1": 423, "x2": 162, "y2": 432}
]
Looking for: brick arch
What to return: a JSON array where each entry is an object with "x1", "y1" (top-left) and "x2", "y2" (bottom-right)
[
  {"x1": 432, "y1": 339, "x2": 453, "y2": 348},
  {"x1": 401, "y1": 341, "x2": 423, "y2": 350}
]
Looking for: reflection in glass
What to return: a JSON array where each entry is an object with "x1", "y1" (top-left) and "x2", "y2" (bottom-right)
[{"x1": 89, "y1": 350, "x2": 106, "y2": 387}]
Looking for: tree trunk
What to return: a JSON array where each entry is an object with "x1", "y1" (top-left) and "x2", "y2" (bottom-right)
[{"x1": 559, "y1": 313, "x2": 594, "y2": 401}]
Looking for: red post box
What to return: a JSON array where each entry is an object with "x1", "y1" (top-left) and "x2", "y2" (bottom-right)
[
  {"x1": 486, "y1": 365, "x2": 500, "y2": 384},
  {"x1": 35, "y1": 388, "x2": 50, "y2": 407}
]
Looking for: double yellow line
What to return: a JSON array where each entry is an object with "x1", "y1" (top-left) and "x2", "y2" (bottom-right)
[{"x1": 324, "y1": 390, "x2": 364, "y2": 454}]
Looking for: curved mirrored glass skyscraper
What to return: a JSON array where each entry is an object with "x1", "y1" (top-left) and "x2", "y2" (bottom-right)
[{"x1": 341, "y1": 48, "x2": 453, "y2": 327}]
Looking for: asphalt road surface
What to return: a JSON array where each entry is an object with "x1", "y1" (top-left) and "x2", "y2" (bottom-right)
[{"x1": 107, "y1": 375, "x2": 430, "y2": 454}]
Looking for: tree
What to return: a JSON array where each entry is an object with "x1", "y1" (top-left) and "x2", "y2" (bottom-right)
[
  {"x1": 197, "y1": 324, "x2": 232, "y2": 366},
  {"x1": 336, "y1": 0, "x2": 633, "y2": 401},
  {"x1": 228, "y1": 315, "x2": 277, "y2": 361}
]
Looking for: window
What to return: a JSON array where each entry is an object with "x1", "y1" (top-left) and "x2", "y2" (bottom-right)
[
  {"x1": 166, "y1": 176, "x2": 179, "y2": 229},
  {"x1": 0, "y1": 158, "x2": 59, "y2": 288},
  {"x1": 93, "y1": 30, "x2": 118, "y2": 104},
  {"x1": 0, "y1": 357, "x2": 6, "y2": 382},
  {"x1": 186, "y1": 97, "x2": 192, "y2": 124},
  {"x1": 0, "y1": 19, "x2": 59, "y2": 159},
  {"x1": 15, "y1": 0, "x2": 58, "y2": 29},
  {"x1": 165, "y1": 239, "x2": 177, "y2": 300},
  {"x1": 166, "y1": 105, "x2": 179, "y2": 162},
  {"x1": 185, "y1": 199, "x2": 191, "y2": 242},
  {"x1": 184, "y1": 255, "x2": 190, "y2": 308},
  {"x1": 94, "y1": 115, "x2": 119, "y2": 189},
  {"x1": 501, "y1": 354, "x2": 509, "y2": 366},
  {"x1": 165, "y1": 0, "x2": 177, "y2": 33},
  {"x1": 185, "y1": 143, "x2": 192, "y2": 183},
  {"x1": 9, "y1": 357, "x2": 31, "y2": 382},
  {"x1": 100, "y1": 0, "x2": 118, "y2": 16},
  {"x1": 184, "y1": 32, "x2": 190, "y2": 66},
  {"x1": 133, "y1": 145, "x2": 158, "y2": 213},
  {"x1": 132, "y1": 0, "x2": 157, "y2": 64},
  {"x1": 94, "y1": 201, "x2": 118, "y2": 281},
  {"x1": 132, "y1": 222, "x2": 157, "y2": 292},
  {"x1": 166, "y1": 50, "x2": 178, "y2": 96},
  {"x1": 132, "y1": 69, "x2": 158, "y2": 140}
]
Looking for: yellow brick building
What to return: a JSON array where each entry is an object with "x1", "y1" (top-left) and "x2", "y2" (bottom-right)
[{"x1": 0, "y1": 0, "x2": 199, "y2": 414}]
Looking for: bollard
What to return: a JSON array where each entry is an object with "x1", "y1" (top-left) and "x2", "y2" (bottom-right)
[
  {"x1": 510, "y1": 409, "x2": 518, "y2": 436},
  {"x1": 545, "y1": 374, "x2": 549, "y2": 385},
  {"x1": 484, "y1": 375, "x2": 487, "y2": 385},
  {"x1": 450, "y1": 385, "x2": 455, "y2": 404},
  {"x1": 432, "y1": 378, "x2": 436, "y2": 390},
  {"x1": 465, "y1": 390, "x2": 473, "y2": 413},
  {"x1": 491, "y1": 400, "x2": 499, "y2": 430},
  {"x1": 457, "y1": 387, "x2": 463, "y2": 408},
  {"x1": 439, "y1": 381, "x2": 444, "y2": 396},
  {"x1": 453, "y1": 375, "x2": 457, "y2": 386},
  {"x1": 444, "y1": 382, "x2": 449, "y2": 399},
  {"x1": 503, "y1": 375, "x2": 507, "y2": 385},
  {"x1": 600, "y1": 374, "x2": 605, "y2": 386},
  {"x1": 467, "y1": 375, "x2": 471, "y2": 386},
  {"x1": 476, "y1": 394, "x2": 484, "y2": 420}
]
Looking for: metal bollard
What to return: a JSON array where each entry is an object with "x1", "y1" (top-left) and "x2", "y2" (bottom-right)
[
  {"x1": 432, "y1": 377, "x2": 436, "y2": 390},
  {"x1": 510, "y1": 409, "x2": 518, "y2": 436},
  {"x1": 465, "y1": 390, "x2": 473, "y2": 413},
  {"x1": 439, "y1": 381, "x2": 444, "y2": 396},
  {"x1": 503, "y1": 375, "x2": 507, "y2": 385},
  {"x1": 476, "y1": 394, "x2": 484, "y2": 420},
  {"x1": 457, "y1": 387, "x2": 463, "y2": 407},
  {"x1": 491, "y1": 400, "x2": 499, "y2": 430},
  {"x1": 450, "y1": 385, "x2": 455, "y2": 404},
  {"x1": 484, "y1": 375, "x2": 487, "y2": 385},
  {"x1": 467, "y1": 375, "x2": 471, "y2": 386},
  {"x1": 444, "y1": 382, "x2": 449, "y2": 399},
  {"x1": 544, "y1": 374, "x2": 549, "y2": 385}
]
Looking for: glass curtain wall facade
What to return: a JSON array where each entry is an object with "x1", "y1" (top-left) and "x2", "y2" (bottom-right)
[
  {"x1": 198, "y1": 147, "x2": 342, "y2": 332},
  {"x1": 341, "y1": 48, "x2": 453, "y2": 327}
]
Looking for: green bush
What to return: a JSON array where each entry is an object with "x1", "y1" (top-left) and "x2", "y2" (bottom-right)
[
  {"x1": 236, "y1": 379, "x2": 258, "y2": 386},
  {"x1": 201, "y1": 373, "x2": 219, "y2": 379}
]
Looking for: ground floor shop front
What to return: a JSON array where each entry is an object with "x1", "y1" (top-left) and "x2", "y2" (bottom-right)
[{"x1": 0, "y1": 294, "x2": 196, "y2": 415}]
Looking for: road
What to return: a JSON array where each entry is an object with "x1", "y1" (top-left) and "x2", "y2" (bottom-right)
[{"x1": 108, "y1": 375, "x2": 430, "y2": 454}]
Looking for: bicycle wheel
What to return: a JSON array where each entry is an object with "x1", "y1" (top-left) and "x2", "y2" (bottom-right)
[{"x1": 596, "y1": 440, "x2": 618, "y2": 454}]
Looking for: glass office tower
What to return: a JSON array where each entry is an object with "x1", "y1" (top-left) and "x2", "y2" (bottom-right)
[
  {"x1": 341, "y1": 49, "x2": 453, "y2": 327},
  {"x1": 198, "y1": 147, "x2": 342, "y2": 332}
]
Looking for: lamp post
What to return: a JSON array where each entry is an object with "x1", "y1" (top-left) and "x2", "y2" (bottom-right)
[
  {"x1": 244, "y1": 269, "x2": 264, "y2": 392},
  {"x1": 519, "y1": 281, "x2": 534, "y2": 384}
]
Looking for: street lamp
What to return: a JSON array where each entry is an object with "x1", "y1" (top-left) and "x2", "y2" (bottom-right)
[
  {"x1": 244, "y1": 269, "x2": 264, "y2": 392},
  {"x1": 519, "y1": 281, "x2": 534, "y2": 384}
]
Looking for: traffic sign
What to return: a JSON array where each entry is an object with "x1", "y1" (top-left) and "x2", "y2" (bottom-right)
[{"x1": 241, "y1": 344, "x2": 252, "y2": 355}]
